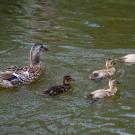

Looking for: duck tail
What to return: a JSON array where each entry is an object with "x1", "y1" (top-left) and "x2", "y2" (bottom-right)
[
  {"x1": 0, "y1": 71, "x2": 14, "y2": 81},
  {"x1": 42, "y1": 89, "x2": 50, "y2": 96},
  {"x1": 84, "y1": 93, "x2": 94, "y2": 99}
]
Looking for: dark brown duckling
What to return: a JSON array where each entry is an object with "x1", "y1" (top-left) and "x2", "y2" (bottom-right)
[{"x1": 43, "y1": 75, "x2": 74, "y2": 96}]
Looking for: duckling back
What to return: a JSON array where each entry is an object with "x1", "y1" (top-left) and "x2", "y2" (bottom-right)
[
  {"x1": 43, "y1": 85, "x2": 66, "y2": 96},
  {"x1": 85, "y1": 89, "x2": 108, "y2": 99}
]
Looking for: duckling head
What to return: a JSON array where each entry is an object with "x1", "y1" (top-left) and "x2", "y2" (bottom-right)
[
  {"x1": 30, "y1": 43, "x2": 48, "y2": 66},
  {"x1": 106, "y1": 59, "x2": 116, "y2": 69},
  {"x1": 63, "y1": 75, "x2": 74, "y2": 85}
]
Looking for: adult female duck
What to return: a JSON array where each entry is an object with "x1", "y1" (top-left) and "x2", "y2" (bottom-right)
[
  {"x1": 85, "y1": 79, "x2": 118, "y2": 99},
  {"x1": 120, "y1": 54, "x2": 135, "y2": 64},
  {"x1": 89, "y1": 59, "x2": 116, "y2": 80},
  {"x1": 0, "y1": 43, "x2": 48, "y2": 88}
]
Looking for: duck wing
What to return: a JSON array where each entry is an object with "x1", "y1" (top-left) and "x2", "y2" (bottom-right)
[
  {"x1": 0, "y1": 71, "x2": 15, "y2": 81},
  {"x1": 3, "y1": 66, "x2": 21, "y2": 72},
  {"x1": 87, "y1": 89, "x2": 108, "y2": 99},
  {"x1": 43, "y1": 85, "x2": 65, "y2": 96},
  {"x1": 0, "y1": 66, "x2": 30, "y2": 83},
  {"x1": 3, "y1": 65, "x2": 30, "y2": 72},
  {"x1": 90, "y1": 69, "x2": 109, "y2": 80},
  {"x1": 93, "y1": 89, "x2": 108, "y2": 98}
]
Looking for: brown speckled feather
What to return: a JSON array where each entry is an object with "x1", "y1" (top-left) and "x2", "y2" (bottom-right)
[{"x1": 0, "y1": 43, "x2": 48, "y2": 88}]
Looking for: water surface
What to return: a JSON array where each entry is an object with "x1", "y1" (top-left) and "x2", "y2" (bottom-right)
[{"x1": 0, "y1": 0, "x2": 135, "y2": 135}]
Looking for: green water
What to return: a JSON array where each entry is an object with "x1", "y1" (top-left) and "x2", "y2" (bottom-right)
[{"x1": 0, "y1": 0, "x2": 135, "y2": 134}]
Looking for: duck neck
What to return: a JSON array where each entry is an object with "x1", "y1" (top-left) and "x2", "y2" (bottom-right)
[
  {"x1": 63, "y1": 82, "x2": 71, "y2": 89},
  {"x1": 107, "y1": 66, "x2": 115, "y2": 72},
  {"x1": 108, "y1": 86, "x2": 117, "y2": 94},
  {"x1": 30, "y1": 51, "x2": 42, "y2": 68},
  {"x1": 106, "y1": 66, "x2": 112, "y2": 70}
]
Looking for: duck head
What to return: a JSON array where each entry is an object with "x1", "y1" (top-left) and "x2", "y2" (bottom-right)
[
  {"x1": 106, "y1": 59, "x2": 116, "y2": 70},
  {"x1": 63, "y1": 75, "x2": 74, "y2": 86},
  {"x1": 30, "y1": 43, "x2": 48, "y2": 67}
]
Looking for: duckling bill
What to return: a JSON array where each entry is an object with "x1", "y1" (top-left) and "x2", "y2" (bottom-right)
[{"x1": 43, "y1": 75, "x2": 74, "y2": 96}]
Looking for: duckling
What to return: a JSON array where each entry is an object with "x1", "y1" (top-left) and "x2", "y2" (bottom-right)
[
  {"x1": 89, "y1": 59, "x2": 116, "y2": 80},
  {"x1": 85, "y1": 79, "x2": 118, "y2": 99},
  {"x1": 0, "y1": 43, "x2": 48, "y2": 88},
  {"x1": 43, "y1": 75, "x2": 74, "y2": 96},
  {"x1": 120, "y1": 54, "x2": 135, "y2": 64}
]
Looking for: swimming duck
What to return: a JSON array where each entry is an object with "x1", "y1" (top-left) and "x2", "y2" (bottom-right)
[
  {"x1": 89, "y1": 59, "x2": 116, "y2": 80},
  {"x1": 85, "y1": 79, "x2": 118, "y2": 99},
  {"x1": 120, "y1": 54, "x2": 135, "y2": 64},
  {"x1": 0, "y1": 43, "x2": 48, "y2": 88},
  {"x1": 43, "y1": 75, "x2": 74, "y2": 96}
]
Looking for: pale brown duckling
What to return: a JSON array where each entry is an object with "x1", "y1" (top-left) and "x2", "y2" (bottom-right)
[
  {"x1": 89, "y1": 59, "x2": 116, "y2": 80},
  {"x1": 43, "y1": 75, "x2": 74, "y2": 96},
  {"x1": 85, "y1": 79, "x2": 118, "y2": 99}
]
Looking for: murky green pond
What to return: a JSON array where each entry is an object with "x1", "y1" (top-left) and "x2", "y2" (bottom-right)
[{"x1": 0, "y1": 0, "x2": 135, "y2": 134}]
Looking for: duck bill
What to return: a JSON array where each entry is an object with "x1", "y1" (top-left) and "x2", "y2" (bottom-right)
[
  {"x1": 70, "y1": 78, "x2": 75, "y2": 81},
  {"x1": 42, "y1": 45, "x2": 49, "y2": 51}
]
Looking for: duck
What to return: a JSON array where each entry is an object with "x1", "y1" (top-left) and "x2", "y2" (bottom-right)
[
  {"x1": 85, "y1": 79, "x2": 118, "y2": 99},
  {"x1": 0, "y1": 43, "x2": 48, "y2": 88},
  {"x1": 119, "y1": 54, "x2": 135, "y2": 64},
  {"x1": 89, "y1": 59, "x2": 116, "y2": 80},
  {"x1": 43, "y1": 75, "x2": 74, "y2": 96}
]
